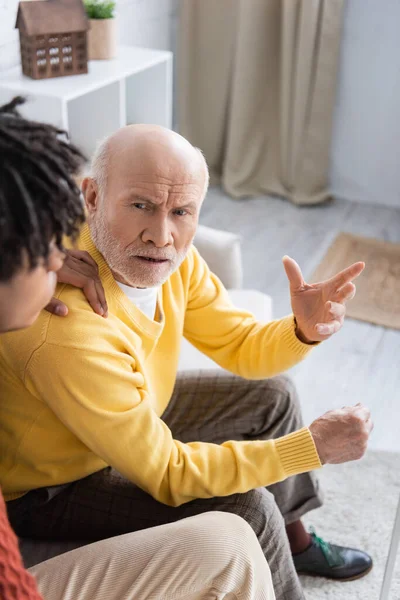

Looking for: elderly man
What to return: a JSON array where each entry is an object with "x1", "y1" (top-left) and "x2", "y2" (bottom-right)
[{"x1": 1, "y1": 125, "x2": 373, "y2": 600}]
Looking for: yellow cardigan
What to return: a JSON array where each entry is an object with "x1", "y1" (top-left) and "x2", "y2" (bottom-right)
[{"x1": 0, "y1": 224, "x2": 321, "y2": 504}]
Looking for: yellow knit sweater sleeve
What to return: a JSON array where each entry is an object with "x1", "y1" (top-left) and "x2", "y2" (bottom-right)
[
  {"x1": 184, "y1": 247, "x2": 314, "y2": 379},
  {"x1": 25, "y1": 336, "x2": 320, "y2": 507}
]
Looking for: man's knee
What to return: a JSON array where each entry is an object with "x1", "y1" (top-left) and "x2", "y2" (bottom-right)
[
  {"x1": 221, "y1": 488, "x2": 286, "y2": 541},
  {"x1": 165, "y1": 513, "x2": 274, "y2": 599},
  {"x1": 258, "y1": 374, "x2": 302, "y2": 422},
  {"x1": 180, "y1": 511, "x2": 255, "y2": 549},
  {"x1": 179, "y1": 512, "x2": 265, "y2": 566}
]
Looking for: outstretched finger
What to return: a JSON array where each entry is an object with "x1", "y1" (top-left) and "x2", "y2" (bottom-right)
[
  {"x1": 326, "y1": 262, "x2": 365, "y2": 291},
  {"x1": 282, "y1": 255, "x2": 305, "y2": 292}
]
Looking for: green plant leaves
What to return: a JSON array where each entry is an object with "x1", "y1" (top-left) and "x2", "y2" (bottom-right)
[{"x1": 84, "y1": 0, "x2": 116, "y2": 19}]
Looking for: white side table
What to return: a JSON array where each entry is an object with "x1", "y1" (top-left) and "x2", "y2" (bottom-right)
[
  {"x1": 0, "y1": 45, "x2": 172, "y2": 158},
  {"x1": 380, "y1": 493, "x2": 400, "y2": 600}
]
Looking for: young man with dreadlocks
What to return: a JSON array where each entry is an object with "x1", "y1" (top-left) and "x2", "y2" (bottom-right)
[{"x1": 0, "y1": 97, "x2": 275, "y2": 600}]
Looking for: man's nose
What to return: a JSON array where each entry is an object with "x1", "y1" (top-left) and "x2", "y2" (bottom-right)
[{"x1": 141, "y1": 216, "x2": 173, "y2": 247}]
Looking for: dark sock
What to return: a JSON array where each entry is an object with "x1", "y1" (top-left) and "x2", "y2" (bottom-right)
[{"x1": 286, "y1": 520, "x2": 312, "y2": 555}]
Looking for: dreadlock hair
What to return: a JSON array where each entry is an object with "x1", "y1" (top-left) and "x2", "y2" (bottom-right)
[{"x1": 0, "y1": 96, "x2": 86, "y2": 282}]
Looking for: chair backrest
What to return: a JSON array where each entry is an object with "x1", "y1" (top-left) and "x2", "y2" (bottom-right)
[{"x1": 194, "y1": 225, "x2": 243, "y2": 289}]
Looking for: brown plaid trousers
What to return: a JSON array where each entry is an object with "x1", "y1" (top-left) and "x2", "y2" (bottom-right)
[{"x1": 8, "y1": 371, "x2": 323, "y2": 600}]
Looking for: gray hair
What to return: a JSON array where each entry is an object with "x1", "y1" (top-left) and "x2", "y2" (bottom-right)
[
  {"x1": 195, "y1": 146, "x2": 210, "y2": 201},
  {"x1": 90, "y1": 137, "x2": 109, "y2": 198}
]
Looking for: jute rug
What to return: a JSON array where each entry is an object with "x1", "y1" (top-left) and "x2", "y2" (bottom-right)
[
  {"x1": 302, "y1": 450, "x2": 400, "y2": 600},
  {"x1": 311, "y1": 233, "x2": 400, "y2": 330}
]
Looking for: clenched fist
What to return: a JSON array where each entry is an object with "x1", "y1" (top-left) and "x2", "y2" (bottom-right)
[{"x1": 309, "y1": 404, "x2": 373, "y2": 465}]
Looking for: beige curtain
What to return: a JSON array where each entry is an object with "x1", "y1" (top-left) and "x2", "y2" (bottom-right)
[{"x1": 178, "y1": 0, "x2": 345, "y2": 205}]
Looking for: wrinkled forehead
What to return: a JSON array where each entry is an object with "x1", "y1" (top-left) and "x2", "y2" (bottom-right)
[{"x1": 106, "y1": 133, "x2": 206, "y2": 194}]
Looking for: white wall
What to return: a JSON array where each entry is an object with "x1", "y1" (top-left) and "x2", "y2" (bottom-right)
[
  {"x1": 0, "y1": 0, "x2": 177, "y2": 73},
  {"x1": 331, "y1": 0, "x2": 400, "y2": 209},
  {"x1": 0, "y1": 0, "x2": 20, "y2": 72},
  {"x1": 117, "y1": 0, "x2": 177, "y2": 53}
]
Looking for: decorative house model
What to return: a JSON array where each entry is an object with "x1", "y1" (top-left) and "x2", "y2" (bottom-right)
[{"x1": 15, "y1": 0, "x2": 89, "y2": 80}]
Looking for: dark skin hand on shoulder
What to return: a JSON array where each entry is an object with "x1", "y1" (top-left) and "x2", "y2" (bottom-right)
[{"x1": 45, "y1": 250, "x2": 108, "y2": 318}]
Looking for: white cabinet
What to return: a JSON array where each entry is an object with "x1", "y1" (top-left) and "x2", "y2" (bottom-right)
[{"x1": 0, "y1": 45, "x2": 172, "y2": 158}]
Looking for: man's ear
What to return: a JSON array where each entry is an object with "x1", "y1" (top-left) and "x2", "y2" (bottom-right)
[{"x1": 82, "y1": 178, "x2": 99, "y2": 215}]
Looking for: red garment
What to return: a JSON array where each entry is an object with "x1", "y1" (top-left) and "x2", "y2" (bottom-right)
[{"x1": 0, "y1": 489, "x2": 43, "y2": 600}]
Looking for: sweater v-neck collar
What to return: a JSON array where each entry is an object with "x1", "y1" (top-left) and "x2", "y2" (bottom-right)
[{"x1": 79, "y1": 224, "x2": 164, "y2": 340}]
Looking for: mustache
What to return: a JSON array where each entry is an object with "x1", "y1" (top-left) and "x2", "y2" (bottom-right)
[{"x1": 129, "y1": 249, "x2": 177, "y2": 260}]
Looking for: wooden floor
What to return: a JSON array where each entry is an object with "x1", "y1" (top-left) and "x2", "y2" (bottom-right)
[{"x1": 201, "y1": 188, "x2": 400, "y2": 452}]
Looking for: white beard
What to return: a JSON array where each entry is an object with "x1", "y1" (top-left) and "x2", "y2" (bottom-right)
[{"x1": 90, "y1": 213, "x2": 190, "y2": 288}]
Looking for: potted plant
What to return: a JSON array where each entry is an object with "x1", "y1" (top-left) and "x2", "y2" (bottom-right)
[{"x1": 84, "y1": 0, "x2": 116, "y2": 60}]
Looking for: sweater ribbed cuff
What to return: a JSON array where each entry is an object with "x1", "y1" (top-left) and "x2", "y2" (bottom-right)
[
  {"x1": 275, "y1": 427, "x2": 322, "y2": 477},
  {"x1": 279, "y1": 315, "x2": 318, "y2": 360}
]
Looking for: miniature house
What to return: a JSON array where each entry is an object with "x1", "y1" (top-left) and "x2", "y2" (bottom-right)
[{"x1": 15, "y1": 0, "x2": 89, "y2": 80}]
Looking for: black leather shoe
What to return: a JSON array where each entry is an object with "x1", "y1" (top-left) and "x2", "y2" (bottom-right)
[{"x1": 292, "y1": 528, "x2": 373, "y2": 581}]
